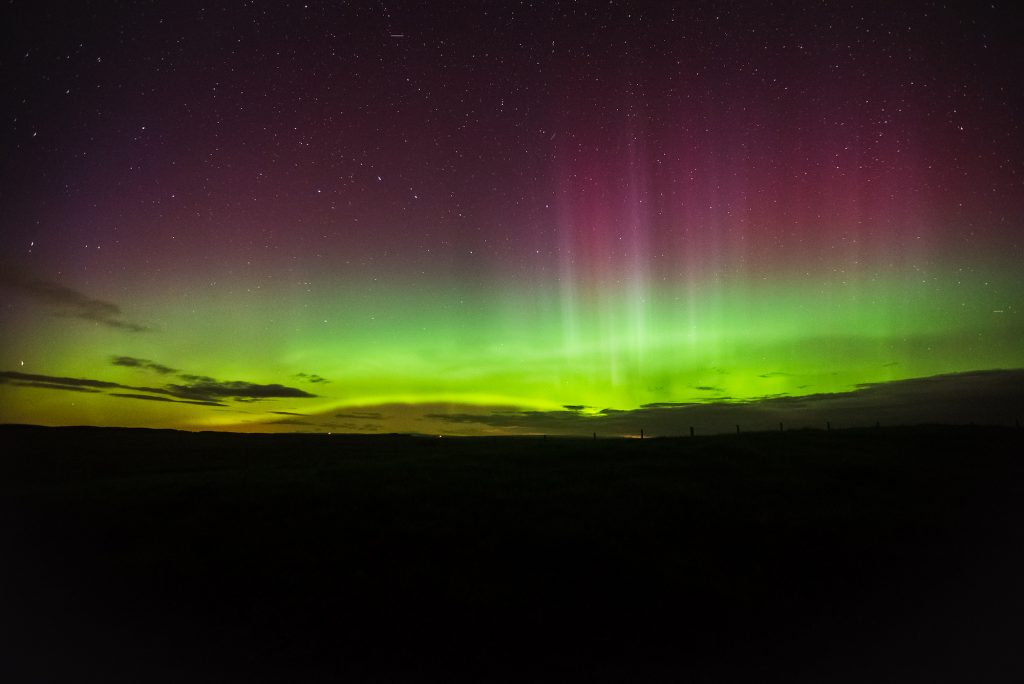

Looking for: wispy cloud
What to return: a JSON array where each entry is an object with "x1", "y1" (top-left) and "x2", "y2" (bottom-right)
[
  {"x1": 10, "y1": 381, "x2": 103, "y2": 393},
  {"x1": 334, "y1": 411, "x2": 382, "y2": 420},
  {"x1": 108, "y1": 393, "x2": 225, "y2": 407},
  {"x1": 111, "y1": 356, "x2": 177, "y2": 374},
  {"x1": 1, "y1": 274, "x2": 150, "y2": 332},
  {"x1": 2, "y1": 366, "x2": 317, "y2": 407},
  {"x1": 0, "y1": 370, "x2": 225, "y2": 405},
  {"x1": 294, "y1": 373, "x2": 330, "y2": 384},
  {"x1": 167, "y1": 377, "x2": 316, "y2": 401},
  {"x1": 1, "y1": 371, "x2": 130, "y2": 392}
]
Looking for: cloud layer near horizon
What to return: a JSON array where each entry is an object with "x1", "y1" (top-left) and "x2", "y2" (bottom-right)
[
  {"x1": 419, "y1": 369, "x2": 1024, "y2": 436},
  {"x1": 2, "y1": 365, "x2": 1021, "y2": 435},
  {"x1": 0, "y1": 364, "x2": 317, "y2": 407}
]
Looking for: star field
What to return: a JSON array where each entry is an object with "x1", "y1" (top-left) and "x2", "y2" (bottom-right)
[{"x1": 1, "y1": 1, "x2": 1022, "y2": 433}]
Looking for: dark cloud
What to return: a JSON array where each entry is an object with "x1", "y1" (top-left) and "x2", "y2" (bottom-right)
[
  {"x1": 111, "y1": 356, "x2": 177, "y2": 374},
  {"x1": 1, "y1": 274, "x2": 150, "y2": 332},
  {"x1": 427, "y1": 369, "x2": 1024, "y2": 436},
  {"x1": 1, "y1": 370, "x2": 192, "y2": 401},
  {"x1": 757, "y1": 372, "x2": 792, "y2": 378},
  {"x1": 294, "y1": 373, "x2": 330, "y2": 384},
  {"x1": 10, "y1": 381, "x2": 103, "y2": 393},
  {"x1": 334, "y1": 411, "x2": 382, "y2": 420},
  {"x1": 108, "y1": 393, "x2": 225, "y2": 407},
  {"x1": 2, "y1": 368, "x2": 314, "y2": 407},
  {"x1": 327, "y1": 422, "x2": 382, "y2": 432},
  {"x1": 269, "y1": 411, "x2": 307, "y2": 416},
  {"x1": 1, "y1": 371, "x2": 126, "y2": 391},
  {"x1": 694, "y1": 386, "x2": 724, "y2": 392},
  {"x1": 562, "y1": 405, "x2": 587, "y2": 411},
  {"x1": 166, "y1": 379, "x2": 316, "y2": 401}
]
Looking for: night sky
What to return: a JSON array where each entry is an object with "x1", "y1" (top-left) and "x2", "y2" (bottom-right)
[{"x1": 2, "y1": 1, "x2": 1022, "y2": 434}]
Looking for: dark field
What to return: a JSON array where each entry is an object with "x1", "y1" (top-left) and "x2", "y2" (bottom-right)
[{"x1": 1, "y1": 425, "x2": 1022, "y2": 682}]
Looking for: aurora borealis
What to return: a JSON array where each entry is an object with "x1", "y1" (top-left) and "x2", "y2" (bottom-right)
[{"x1": 2, "y1": 1, "x2": 1022, "y2": 435}]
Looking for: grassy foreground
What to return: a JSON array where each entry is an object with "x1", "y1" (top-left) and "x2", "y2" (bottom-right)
[{"x1": 1, "y1": 424, "x2": 1022, "y2": 682}]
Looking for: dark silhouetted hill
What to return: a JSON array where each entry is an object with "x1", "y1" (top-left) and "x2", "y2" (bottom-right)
[{"x1": 1, "y1": 424, "x2": 1022, "y2": 682}]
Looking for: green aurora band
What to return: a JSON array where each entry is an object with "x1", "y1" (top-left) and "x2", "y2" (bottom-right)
[{"x1": 2, "y1": 258, "x2": 1020, "y2": 433}]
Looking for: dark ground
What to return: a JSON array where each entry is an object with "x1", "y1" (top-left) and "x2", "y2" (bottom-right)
[{"x1": 1, "y1": 424, "x2": 1022, "y2": 682}]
